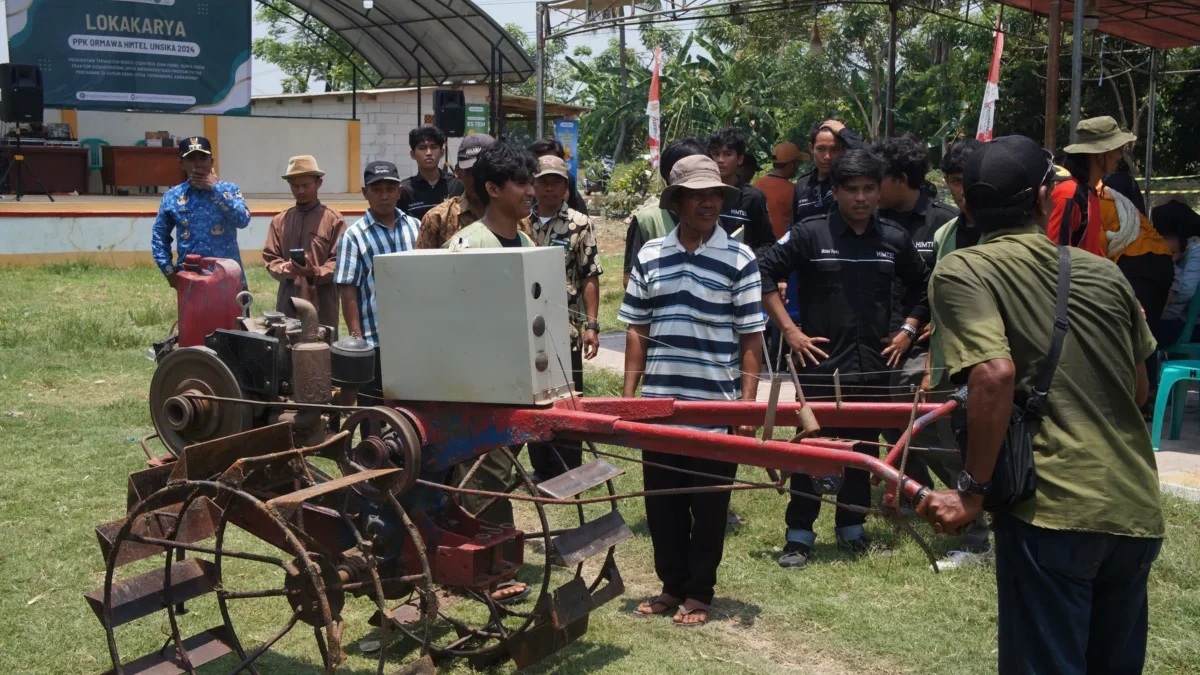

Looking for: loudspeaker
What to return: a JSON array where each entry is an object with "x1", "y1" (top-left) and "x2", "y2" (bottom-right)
[
  {"x1": 0, "y1": 64, "x2": 43, "y2": 124},
  {"x1": 433, "y1": 89, "x2": 466, "y2": 137}
]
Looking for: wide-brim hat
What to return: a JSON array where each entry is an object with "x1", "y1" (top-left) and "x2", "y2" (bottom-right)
[
  {"x1": 282, "y1": 155, "x2": 325, "y2": 179},
  {"x1": 659, "y1": 155, "x2": 739, "y2": 211},
  {"x1": 1063, "y1": 116, "x2": 1137, "y2": 155}
]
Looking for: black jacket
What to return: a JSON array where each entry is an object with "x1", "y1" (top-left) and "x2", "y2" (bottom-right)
[
  {"x1": 758, "y1": 210, "x2": 929, "y2": 380},
  {"x1": 880, "y1": 190, "x2": 958, "y2": 335},
  {"x1": 790, "y1": 128, "x2": 865, "y2": 225},
  {"x1": 720, "y1": 179, "x2": 775, "y2": 256}
]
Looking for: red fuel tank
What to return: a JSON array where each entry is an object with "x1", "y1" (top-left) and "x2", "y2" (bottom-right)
[{"x1": 175, "y1": 254, "x2": 243, "y2": 347}]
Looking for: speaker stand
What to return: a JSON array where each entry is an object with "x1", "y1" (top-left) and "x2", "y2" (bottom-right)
[{"x1": 0, "y1": 128, "x2": 54, "y2": 202}]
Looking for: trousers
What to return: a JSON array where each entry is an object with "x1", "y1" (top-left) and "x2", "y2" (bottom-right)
[
  {"x1": 994, "y1": 515, "x2": 1161, "y2": 675},
  {"x1": 642, "y1": 448, "x2": 738, "y2": 605}
]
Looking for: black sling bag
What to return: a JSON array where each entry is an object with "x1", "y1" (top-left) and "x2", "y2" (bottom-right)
[{"x1": 952, "y1": 233, "x2": 1071, "y2": 513}]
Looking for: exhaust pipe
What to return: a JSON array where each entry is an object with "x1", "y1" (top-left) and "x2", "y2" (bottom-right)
[{"x1": 288, "y1": 298, "x2": 331, "y2": 445}]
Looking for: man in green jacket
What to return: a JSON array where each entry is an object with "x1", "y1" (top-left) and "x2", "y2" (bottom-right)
[{"x1": 622, "y1": 137, "x2": 709, "y2": 288}]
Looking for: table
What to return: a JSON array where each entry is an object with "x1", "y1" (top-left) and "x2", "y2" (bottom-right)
[
  {"x1": 101, "y1": 146, "x2": 186, "y2": 194},
  {"x1": 0, "y1": 146, "x2": 89, "y2": 194}
]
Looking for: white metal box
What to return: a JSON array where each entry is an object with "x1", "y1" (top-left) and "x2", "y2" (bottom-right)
[{"x1": 373, "y1": 247, "x2": 573, "y2": 405}]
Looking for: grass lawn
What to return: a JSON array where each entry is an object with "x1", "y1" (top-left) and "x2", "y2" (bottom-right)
[{"x1": 1, "y1": 261, "x2": 1198, "y2": 674}]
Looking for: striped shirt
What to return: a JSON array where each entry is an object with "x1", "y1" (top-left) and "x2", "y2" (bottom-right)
[
  {"x1": 333, "y1": 208, "x2": 420, "y2": 346},
  {"x1": 619, "y1": 225, "x2": 765, "y2": 402}
]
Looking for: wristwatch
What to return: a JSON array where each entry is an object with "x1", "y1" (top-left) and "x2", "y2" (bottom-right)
[
  {"x1": 956, "y1": 470, "x2": 991, "y2": 496},
  {"x1": 585, "y1": 322, "x2": 600, "y2": 332},
  {"x1": 899, "y1": 324, "x2": 918, "y2": 339}
]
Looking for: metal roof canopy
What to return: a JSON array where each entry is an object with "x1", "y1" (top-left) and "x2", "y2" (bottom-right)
[
  {"x1": 271, "y1": 0, "x2": 535, "y2": 86},
  {"x1": 993, "y1": 0, "x2": 1200, "y2": 49}
]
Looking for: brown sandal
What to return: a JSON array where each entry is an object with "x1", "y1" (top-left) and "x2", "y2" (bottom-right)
[
  {"x1": 673, "y1": 603, "x2": 710, "y2": 628},
  {"x1": 634, "y1": 594, "x2": 680, "y2": 617}
]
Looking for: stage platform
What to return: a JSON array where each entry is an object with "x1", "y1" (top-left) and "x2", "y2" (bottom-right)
[{"x1": 0, "y1": 193, "x2": 369, "y2": 267}]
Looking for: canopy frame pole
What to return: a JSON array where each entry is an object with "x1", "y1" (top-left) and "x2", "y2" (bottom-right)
[
  {"x1": 417, "y1": 64, "x2": 423, "y2": 126},
  {"x1": 1045, "y1": 0, "x2": 1061, "y2": 150},
  {"x1": 352, "y1": 67, "x2": 357, "y2": 121},
  {"x1": 1069, "y1": 0, "x2": 1084, "y2": 143},
  {"x1": 536, "y1": 1, "x2": 546, "y2": 139},
  {"x1": 1144, "y1": 48, "x2": 1158, "y2": 206},
  {"x1": 498, "y1": 44, "x2": 505, "y2": 140}
]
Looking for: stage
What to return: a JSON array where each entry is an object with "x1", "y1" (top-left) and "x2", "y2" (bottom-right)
[{"x1": 0, "y1": 193, "x2": 369, "y2": 267}]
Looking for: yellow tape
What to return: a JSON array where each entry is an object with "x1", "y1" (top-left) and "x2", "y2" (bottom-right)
[{"x1": 1148, "y1": 189, "x2": 1200, "y2": 195}]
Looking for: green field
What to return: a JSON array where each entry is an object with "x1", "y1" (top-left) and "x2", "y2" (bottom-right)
[{"x1": 1, "y1": 261, "x2": 1198, "y2": 674}]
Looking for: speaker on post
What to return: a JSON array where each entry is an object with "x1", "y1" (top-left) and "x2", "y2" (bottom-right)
[
  {"x1": 0, "y1": 64, "x2": 44, "y2": 124},
  {"x1": 433, "y1": 89, "x2": 466, "y2": 137}
]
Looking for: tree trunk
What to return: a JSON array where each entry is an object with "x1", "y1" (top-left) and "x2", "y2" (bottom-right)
[{"x1": 612, "y1": 12, "x2": 630, "y2": 163}]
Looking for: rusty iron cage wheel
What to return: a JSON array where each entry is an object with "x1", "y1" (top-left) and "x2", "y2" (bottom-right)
[{"x1": 103, "y1": 481, "x2": 338, "y2": 675}]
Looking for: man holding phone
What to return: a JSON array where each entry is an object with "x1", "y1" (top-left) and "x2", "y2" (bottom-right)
[
  {"x1": 151, "y1": 136, "x2": 252, "y2": 287},
  {"x1": 262, "y1": 155, "x2": 347, "y2": 327}
]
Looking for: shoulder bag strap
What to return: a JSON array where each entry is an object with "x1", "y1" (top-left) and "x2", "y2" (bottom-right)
[{"x1": 1026, "y1": 244, "x2": 1072, "y2": 417}]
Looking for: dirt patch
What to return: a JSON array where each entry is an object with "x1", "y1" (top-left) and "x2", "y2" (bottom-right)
[{"x1": 592, "y1": 216, "x2": 628, "y2": 256}]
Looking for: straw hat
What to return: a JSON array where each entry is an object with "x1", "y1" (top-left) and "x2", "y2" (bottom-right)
[
  {"x1": 282, "y1": 155, "x2": 325, "y2": 179},
  {"x1": 658, "y1": 155, "x2": 739, "y2": 211},
  {"x1": 1063, "y1": 116, "x2": 1137, "y2": 155}
]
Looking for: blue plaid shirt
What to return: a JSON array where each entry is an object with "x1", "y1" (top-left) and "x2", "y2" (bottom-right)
[
  {"x1": 334, "y1": 208, "x2": 420, "y2": 347},
  {"x1": 151, "y1": 180, "x2": 251, "y2": 278}
]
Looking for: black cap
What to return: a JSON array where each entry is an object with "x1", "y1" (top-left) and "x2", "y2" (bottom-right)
[
  {"x1": 963, "y1": 135, "x2": 1051, "y2": 213},
  {"x1": 457, "y1": 133, "x2": 495, "y2": 169},
  {"x1": 179, "y1": 136, "x2": 212, "y2": 157},
  {"x1": 363, "y1": 160, "x2": 401, "y2": 185}
]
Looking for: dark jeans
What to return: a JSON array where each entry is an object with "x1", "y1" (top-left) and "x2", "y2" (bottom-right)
[
  {"x1": 642, "y1": 449, "x2": 738, "y2": 605},
  {"x1": 528, "y1": 346, "x2": 586, "y2": 480},
  {"x1": 1118, "y1": 253, "x2": 1174, "y2": 390},
  {"x1": 994, "y1": 515, "x2": 1162, "y2": 675},
  {"x1": 785, "y1": 382, "x2": 883, "y2": 546}
]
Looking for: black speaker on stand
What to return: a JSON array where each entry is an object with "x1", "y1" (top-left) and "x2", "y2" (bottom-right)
[
  {"x1": 0, "y1": 63, "x2": 52, "y2": 201},
  {"x1": 433, "y1": 89, "x2": 466, "y2": 137}
]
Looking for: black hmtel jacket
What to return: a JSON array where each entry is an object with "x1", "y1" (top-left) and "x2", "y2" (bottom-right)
[{"x1": 758, "y1": 210, "x2": 929, "y2": 380}]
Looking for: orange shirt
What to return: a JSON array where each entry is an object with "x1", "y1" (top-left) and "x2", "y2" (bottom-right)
[
  {"x1": 1096, "y1": 185, "x2": 1171, "y2": 260},
  {"x1": 1048, "y1": 179, "x2": 1105, "y2": 257},
  {"x1": 753, "y1": 173, "x2": 795, "y2": 240}
]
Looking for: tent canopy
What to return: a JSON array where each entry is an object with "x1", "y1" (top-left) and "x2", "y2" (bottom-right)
[
  {"x1": 268, "y1": 0, "x2": 535, "y2": 86},
  {"x1": 995, "y1": 0, "x2": 1200, "y2": 49}
]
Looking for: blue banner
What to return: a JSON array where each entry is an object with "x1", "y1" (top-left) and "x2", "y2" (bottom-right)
[
  {"x1": 554, "y1": 119, "x2": 579, "y2": 181},
  {"x1": 6, "y1": 0, "x2": 252, "y2": 114}
]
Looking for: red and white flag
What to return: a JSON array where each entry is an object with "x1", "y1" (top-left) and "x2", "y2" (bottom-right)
[
  {"x1": 648, "y1": 46, "x2": 662, "y2": 169},
  {"x1": 976, "y1": 15, "x2": 1004, "y2": 141}
]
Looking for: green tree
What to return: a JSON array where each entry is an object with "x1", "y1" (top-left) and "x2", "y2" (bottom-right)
[
  {"x1": 253, "y1": 5, "x2": 377, "y2": 94},
  {"x1": 503, "y1": 23, "x2": 572, "y2": 102}
]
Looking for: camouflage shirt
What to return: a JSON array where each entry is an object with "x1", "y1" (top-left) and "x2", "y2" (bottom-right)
[
  {"x1": 416, "y1": 195, "x2": 531, "y2": 250},
  {"x1": 529, "y1": 202, "x2": 603, "y2": 343}
]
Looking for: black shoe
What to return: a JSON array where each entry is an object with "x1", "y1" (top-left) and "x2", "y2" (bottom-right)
[
  {"x1": 837, "y1": 535, "x2": 871, "y2": 555},
  {"x1": 778, "y1": 542, "x2": 811, "y2": 569}
]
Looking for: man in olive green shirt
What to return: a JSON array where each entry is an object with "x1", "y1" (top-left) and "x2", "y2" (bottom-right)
[{"x1": 919, "y1": 136, "x2": 1162, "y2": 675}]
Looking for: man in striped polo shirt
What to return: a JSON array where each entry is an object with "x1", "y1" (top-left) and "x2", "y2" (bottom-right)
[
  {"x1": 335, "y1": 160, "x2": 420, "y2": 402},
  {"x1": 620, "y1": 154, "x2": 765, "y2": 628}
]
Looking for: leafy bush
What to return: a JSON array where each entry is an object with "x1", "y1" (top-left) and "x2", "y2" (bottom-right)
[{"x1": 600, "y1": 160, "x2": 656, "y2": 218}]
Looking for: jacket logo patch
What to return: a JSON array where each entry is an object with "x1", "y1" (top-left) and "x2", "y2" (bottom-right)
[
  {"x1": 875, "y1": 251, "x2": 895, "y2": 260},
  {"x1": 820, "y1": 248, "x2": 839, "y2": 255}
]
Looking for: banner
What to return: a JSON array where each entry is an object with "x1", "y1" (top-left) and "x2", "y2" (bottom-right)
[
  {"x1": 465, "y1": 104, "x2": 489, "y2": 135},
  {"x1": 6, "y1": 0, "x2": 252, "y2": 114},
  {"x1": 975, "y1": 14, "x2": 1004, "y2": 141},
  {"x1": 647, "y1": 46, "x2": 662, "y2": 170},
  {"x1": 554, "y1": 119, "x2": 579, "y2": 181}
]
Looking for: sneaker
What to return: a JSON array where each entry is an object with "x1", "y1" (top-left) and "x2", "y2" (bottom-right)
[
  {"x1": 935, "y1": 549, "x2": 993, "y2": 570},
  {"x1": 836, "y1": 535, "x2": 871, "y2": 555},
  {"x1": 727, "y1": 511, "x2": 746, "y2": 528},
  {"x1": 778, "y1": 543, "x2": 811, "y2": 569}
]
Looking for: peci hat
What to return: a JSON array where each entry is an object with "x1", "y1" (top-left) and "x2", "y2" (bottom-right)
[
  {"x1": 963, "y1": 135, "x2": 1053, "y2": 214},
  {"x1": 1063, "y1": 116, "x2": 1137, "y2": 155},
  {"x1": 179, "y1": 136, "x2": 212, "y2": 158},
  {"x1": 658, "y1": 155, "x2": 740, "y2": 211},
  {"x1": 533, "y1": 155, "x2": 571, "y2": 180},
  {"x1": 363, "y1": 160, "x2": 401, "y2": 186},
  {"x1": 282, "y1": 155, "x2": 325, "y2": 179},
  {"x1": 457, "y1": 133, "x2": 495, "y2": 169},
  {"x1": 772, "y1": 142, "x2": 808, "y2": 163}
]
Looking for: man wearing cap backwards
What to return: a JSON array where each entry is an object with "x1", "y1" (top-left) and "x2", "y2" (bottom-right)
[
  {"x1": 525, "y1": 154, "x2": 603, "y2": 482},
  {"x1": 753, "y1": 141, "x2": 806, "y2": 240},
  {"x1": 151, "y1": 136, "x2": 252, "y2": 287},
  {"x1": 334, "y1": 160, "x2": 420, "y2": 401},
  {"x1": 757, "y1": 149, "x2": 928, "y2": 570},
  {"x1": 620, "y1": 154, "x2": 764, "y2": 628},
  {"x1": 262, "y1": 156, "x2": 347, "y2": 327},
  {"x1": 919, "y1": 135, "x2": 1162, "y2": 675},
  {"x1": 416, "y1": 134, "x2": 531, "y2": 249}
]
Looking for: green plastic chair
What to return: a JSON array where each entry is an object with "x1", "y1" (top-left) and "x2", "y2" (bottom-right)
[
  {"x1": 78, "y1": 137, "x2": 109, "y2": 172},
  {"x1": 134, "y1": 139, "x2": 147, "y2": 147},
  {"x1": 1160, "y1": 287, "x2": 1200, "y2": 360},
  {"x1": 1152, "y1": 360, "x2": 1200, "y2": 451}
]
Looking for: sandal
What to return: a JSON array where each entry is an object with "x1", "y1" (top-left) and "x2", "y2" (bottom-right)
[
  {"x1": 673, "y1": 602, "x2": 710, "y2": 628},
  {"x1": 489, "y1": 581, "x2": 530, "y2": 606},
  {"x1": 634, "y1": 594, "x2": 680, "y2": 617}
]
